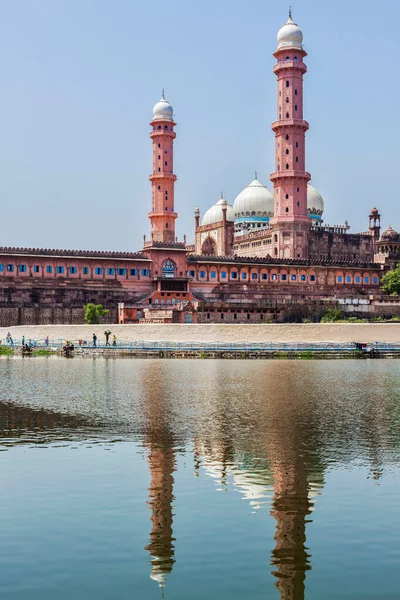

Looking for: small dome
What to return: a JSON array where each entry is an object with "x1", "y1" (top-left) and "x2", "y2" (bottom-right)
[
  {"x1": 152, "y1": 91, "x2": 173, "y2": 121},
  {"x1": 370, "y1": 206, "x2": 379, "y2": 216},
  {"x1": 381, "y1": 226, "x2": 399, "y2": 241},
  {"x1": 201, "y1": 197, "x2": 235, "y2": 226},
  {"x1": 307, "y1": 184, "x2": 324, "y2": 218},
  {"x1": 277, "y1": 14, "x2": 303, "y2": 51},
  {"x1": 233, "y1": 178, "x2": 274, "y2": 218}
]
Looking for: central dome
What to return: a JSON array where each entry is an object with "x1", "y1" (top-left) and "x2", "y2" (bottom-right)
[
  {"x1": 233, "y1": 178, "x2": 274, "y2": 219},
  {"x1": 201, "y1": 197, "x2": 235, "y2": 226},
  {"x1": 277, "y1": 14, "x2": 303, "y2": 50},
  {"x1": 307, "y1": 184, "x2": 324, "y2": 219}
]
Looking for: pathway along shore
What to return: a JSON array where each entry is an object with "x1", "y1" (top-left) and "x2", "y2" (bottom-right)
[{"x1": 1, "y1": 323, "x2": 400, "y2": 344}]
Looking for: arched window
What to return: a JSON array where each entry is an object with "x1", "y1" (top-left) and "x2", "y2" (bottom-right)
[
  {"x1": 164, "y1": 125, "x2": 168, "y2": 130},
  {"x1": 286, "y1": 163, "x2": 289, "y2": 169},
  {"x1": 274, "y1": 234, "x2": 278, "y2": 242},
  {"x1": 286, "y1": 97, "x2": 289, "y2": 103},
  {"x1": 157, "y1": 125, "x2": 161, "y2": 130},
  {"x1": 296, "y1": 157, "x2": 299, "y2": 162},
  {"x1": 285, "y1": 207, "x2": 289, "y2": 213},
  {"x1": 286, "y1": 80, "x2": 289, "y2": 87},
  {"x1": 285, "y1": 134, "x2": 289, "y2": 141},
  {"x1": 286, "y1": 112, "x2": 289, "y2": 118},
  {"x1": 162, "y1": 259, "x2": 176, "y2": 278},
  {"x1": 295, "y1": 105, "x2": 298, "y2": 111},
  {"x1": 285, "y1": 56, "x2": 290, "y2": 61},
  {"x1": 166, "y1": 223, "x2": 168, "y2": 228},
  {"x1": 286, "y1": 149, "x2": 289, "y2": 154},
  {"x1": 296, "y1": 142, "x2": 299, "y2": 148},
  {"x1": 285, "y1": 194, "x2": 289, "y2": 199},
  {"x1": 295, "y1": 89, "x2": 298, "y2": 95}
]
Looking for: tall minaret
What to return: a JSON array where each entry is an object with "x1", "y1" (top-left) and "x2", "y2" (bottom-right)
[
  {"x1": 270, "y1": 10, "x2": 311, "y2": 259},
  {"x1": 148, "y1": 91, "x2": 178, "y2": 244}
]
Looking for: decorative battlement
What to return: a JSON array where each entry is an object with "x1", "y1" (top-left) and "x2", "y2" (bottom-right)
[
  {"x1": 188, "y1": 254, "x2": 381, "y2": 269},
  {"x1": 0, "y1": 246, "x2": 149, "y2": 260}
]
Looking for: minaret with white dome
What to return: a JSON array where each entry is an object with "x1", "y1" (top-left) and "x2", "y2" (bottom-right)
[
  {"x1": 270, "y1": 9, "x2": 311, "y2": 259},
  {"x1": 148, "y1": 91, "x2": 177, "y2": 244}
]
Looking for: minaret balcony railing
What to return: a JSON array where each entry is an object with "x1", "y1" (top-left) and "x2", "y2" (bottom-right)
[
  {"x1": 271, "y1": 119, "x2": 309, "y2": 132},
  {"x1": 149, "y1": 173, "x2": 177, "y2": 182},
  {"x1": 270, "y1": 170, "x2": 311, "y2": 182},
  {"x1": 148, "y1": 211, "x2": 178, "y2": 219},
  {"x1": 273, "y1": 60, "x2": 307, "y2": 74}
]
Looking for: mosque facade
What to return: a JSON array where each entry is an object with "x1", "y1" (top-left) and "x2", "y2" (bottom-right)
[{"x1": 0, "y1": 12, "x2": 397, "y2": 325}]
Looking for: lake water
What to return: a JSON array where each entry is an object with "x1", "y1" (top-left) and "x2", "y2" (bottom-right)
[{"x1": 0, "y1": 357, "x2": 400, "y2": 600}]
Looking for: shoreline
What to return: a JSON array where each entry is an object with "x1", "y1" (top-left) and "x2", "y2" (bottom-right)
[{"x1": 1, "y1": 323, "x2": 400, "y2": 345}]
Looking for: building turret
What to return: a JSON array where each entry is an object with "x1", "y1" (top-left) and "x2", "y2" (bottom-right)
[
  {"x1": 194, "y1": 207, "x2": 200, "y2": 229},
  {"x1": 148, "y1": 91, "x2": 178, "y2": 244},
  {"x1": 270, "y1": 10, "x2": 311, "y2": 259},
  {"x1": 369, "y1": 207, "x2": 381, "y2": 240}
]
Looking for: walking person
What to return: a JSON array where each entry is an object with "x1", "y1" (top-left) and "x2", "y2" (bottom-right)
[
  {"x1": 93, "y1": 333, "x2": 97, "y2": 347},
  {"x1": 112, "y1": 335, "x2": 117, "y2": 347},
  {"x1": 104, "y1": 330, "x2": 111, "y2": 346},
  {"x1": 45, "y1": 336, "x2": 49, "y2": 347}
]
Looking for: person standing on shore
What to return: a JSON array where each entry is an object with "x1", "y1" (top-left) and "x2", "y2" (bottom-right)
[
  {"x1": 112, "y1": 335, "x2": 117, "y2": 346},
  {"x1": 21, "y1": 336, "x2": 25, "y2": 348},
  {"x1": 45, "y1": 336, "x2": 49, "y2": 347},
  {"x1": 93, "y1": 333, "x2": 97, "y2": 347}
]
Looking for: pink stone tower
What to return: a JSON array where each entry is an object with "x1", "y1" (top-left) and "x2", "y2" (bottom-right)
[
  {"x1": 270, "y1": 10, "x2": 311, "y2": 259},
  {"x1": 148, "y1": 91, "x2": 177, "y2": 244}
]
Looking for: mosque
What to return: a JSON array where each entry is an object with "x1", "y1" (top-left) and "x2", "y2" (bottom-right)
[{"x1": 0, "y1": 11, "x2": 398, "y2": 325}]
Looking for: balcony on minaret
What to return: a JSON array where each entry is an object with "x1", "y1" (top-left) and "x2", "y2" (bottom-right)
[
  {"x1": 273, "y1": 60, "x2": 307, "y2": 75},
  {"x1": 271, "y1": 119, "x2": 309, "y2": 132},
  {"x1": 270, "y1": 170, "x2": 311, "y2": 182}
]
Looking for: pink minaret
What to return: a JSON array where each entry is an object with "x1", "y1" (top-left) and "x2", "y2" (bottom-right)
[
  {"x1": 148, "y1": 91, "x2": 177, "y2": 244},
  {"x1": 270, "y1": 10, "x2": 311, "y2": 259}
]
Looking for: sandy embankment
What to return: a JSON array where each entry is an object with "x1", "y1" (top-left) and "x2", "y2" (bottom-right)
[{"x1": 0, "y1": 323, "x2": 399, "y2": 344}]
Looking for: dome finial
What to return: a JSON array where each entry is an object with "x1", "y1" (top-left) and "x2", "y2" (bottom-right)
[
  {"x1": 255, "y1": 169, "x2": 258, "y2": 180},
  {"x1": 161, "y1": 88, "x2": 165, "y2": 99},
  {"x1": 289, "y1": 6, "x2": 292, "y2": 20},
  {"x1": 221, "y1": 191, "x2": 224, "y2": 199}
]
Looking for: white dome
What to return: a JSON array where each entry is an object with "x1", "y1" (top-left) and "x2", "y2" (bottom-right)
[
  {"x1": 277, "y1": 15, "x2": 303, "y2": 50},
  {"x1": 233, "y1": 178, "x2": 274, "y2": 218},
  {"x1": 152, "y1": 92, "x2": 174, "y2": 121},
  {"x1": 201, "y1": 198, "x2": 235, "y2": 226},
  {"x1": 307, "y1": 184, "x2": 324, "y2": 216}
]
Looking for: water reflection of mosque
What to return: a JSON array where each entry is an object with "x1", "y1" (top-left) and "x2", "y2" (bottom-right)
[
  {"x1": 0, "y1": 360, "x2": 392, "y2": 600},
  {"x1": 139, "y1": 361, "x2": 391, "y2": 599}
]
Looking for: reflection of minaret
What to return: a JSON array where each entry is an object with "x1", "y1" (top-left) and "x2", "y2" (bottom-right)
[
  {"x1": 270, "y1": 455, "x2": 313, "y2": 600},
  {"x1": 144, "y1": 438, "x2": 175, "y2": 588},
  {"x1": 141, "y1": 362, "x2": 177, "y2": 589}
]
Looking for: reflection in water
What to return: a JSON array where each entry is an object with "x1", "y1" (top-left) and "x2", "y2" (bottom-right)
[
  {"x1": 141, "y1": 363, "x2": 176, "y2": 588},
  {"x1": 0, "y1": 359, "x2": 399, "y2": 598}
]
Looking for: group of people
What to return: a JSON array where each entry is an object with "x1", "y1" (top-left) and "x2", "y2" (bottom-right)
[
  {"x1": 3, "y1": 333, "x2": 49, "y2": 348},
  {"x1": 2, "y1": 331, "x2": 118, "y2": 351},
  {"x1": 92, "y1": 331, "x2": 117, "y2": 347}
]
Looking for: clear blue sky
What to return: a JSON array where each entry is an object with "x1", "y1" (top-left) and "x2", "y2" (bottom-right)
[{"x1": 0, "y1": 0, "x2": 398, "y2": 251}]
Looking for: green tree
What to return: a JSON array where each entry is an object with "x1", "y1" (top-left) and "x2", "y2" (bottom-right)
[
  {"x1": 320, "y1": 308, "x2": 342, "y2": 323},
  {"x1": 381, "y1": 264, "x2": 400, "y2": 296},
  {"x1": 84, "y1": 303, "x2": 109, "y2": 324}
]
